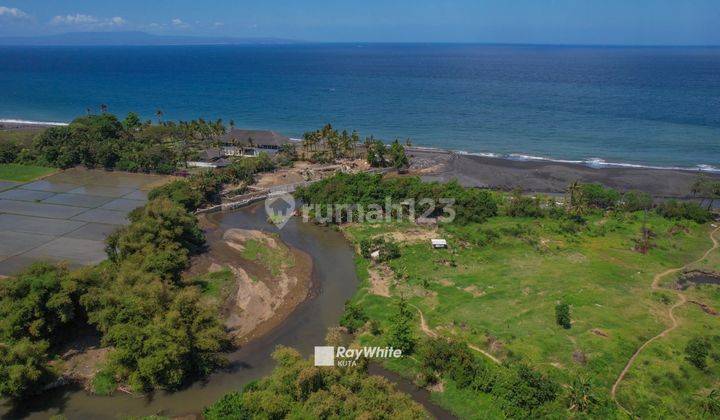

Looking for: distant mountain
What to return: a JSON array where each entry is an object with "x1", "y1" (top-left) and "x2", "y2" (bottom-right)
[{"x1": 0, "y1": 31, "x2": 300, "y2": 46}]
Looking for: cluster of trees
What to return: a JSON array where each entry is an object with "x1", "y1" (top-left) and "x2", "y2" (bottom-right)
[
  {"x1": 86, "y1": 198, "x2": 228, "y2": 392},
  {"x1": 18, "y1": 114, "x2": 179, "y2": 173},
  {"x1": 149, "y1": 154, "x2": 277, "y2": 211},
  {"x1": 366, "y1": 138, "x2": 409, "y2": 169},
  {"x1": 417, "y1": 337, "x2": 610, "y2": 417},
  {"x1": 301, "y1": 124, "x2": 361, "y2": 162},
  {"x1": 296, "y1": 172, "x2": 499, "y2": 225},
  {"x1": 691, "y1": 176, "x2": 720, "y2": 210},
  {"x1": 0, "y1": 112, "x2": 248, "y2": 175},
  {"x1": 0, "y1": 197, "x2": 229, "y2": 399},
  {"x1": 299, "y1": 124, "x2": 409, "y2": 169},
  {"x1": 203, "y1": 346, "x2": 426, "y2": 419},
  {"x1": 0, "y1": 264, "x2": 80, "y2": 398},
  {"x1": 359, "y1": 237, "x2": 401, "y2": 262},
  {"x1": 565, "y1": 182, "x2": 712, "y2": 222}
]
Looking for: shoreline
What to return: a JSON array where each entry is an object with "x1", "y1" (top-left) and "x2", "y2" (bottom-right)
[
  {"x1": 410, "y1": 148, "x2": 720, "y2": 198},
  {"x1": 2, "y1": 120, "x2": 718, "y2": 198}
]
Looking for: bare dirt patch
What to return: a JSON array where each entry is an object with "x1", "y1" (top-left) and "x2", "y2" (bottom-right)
[
  {"x1": 367, "y1": 263, "x2": 392, "y2": 297},
  {"x1": 383, "y1": 228, "x2": 438, "y2": 244},
  {"x1": 463, "y1": 285, "x2": 486, "y2": 297},
  {"x1": 188, "y1": 220, "x2": 313, "y2": 346},
  {"x1": 688, "y1": 300, "x2": 718, "y2": 316},
  {"x1": 591, "y1": 328, "x2": 609, "y2": 338},
  {"x1": 253, "y1": 159, "x2": 369, "y2": 189},
  {"x1": 60, "y1": 347, "x2": 111, "y2": 386}
]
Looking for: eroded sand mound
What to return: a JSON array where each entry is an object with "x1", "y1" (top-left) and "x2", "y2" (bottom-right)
[
  {"x1": 218, "y1": 228, "x2": 312, "y2": 344},
  {"x1": 223, "y1": 228, "x2": 279, "y2": 251}
]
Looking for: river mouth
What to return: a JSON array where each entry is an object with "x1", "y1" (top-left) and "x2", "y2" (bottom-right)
[{"x1": 2, "y1": 203, "x2": 360, "y2": 419}]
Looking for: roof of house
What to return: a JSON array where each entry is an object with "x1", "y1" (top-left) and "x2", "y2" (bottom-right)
[
  {"x1": 197, "y1": 149, "x2": 223, "y2": 161},
  {"x1": 219, "y1": 129, "x2": 291, "y2": 148}
]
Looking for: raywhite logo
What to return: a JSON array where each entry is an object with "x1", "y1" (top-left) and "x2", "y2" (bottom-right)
[
  {"x1": 264, "y1": 192, "x2": 295, "y2": 229},
  {"x1": 314, "y1": 346, "x2": 335, "y2": 366},
  {"x1": 314, "y1": 346, "x2": 402, "y2": 367}
]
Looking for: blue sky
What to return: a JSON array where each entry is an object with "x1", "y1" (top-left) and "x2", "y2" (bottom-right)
[{"x1": 0, "y1": 0, "x2": 719, "y2": 44}]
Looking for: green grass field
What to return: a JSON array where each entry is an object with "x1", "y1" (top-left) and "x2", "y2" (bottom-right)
[
  {"x1": 344, "y1": 213, "x2": 719, "y2": 418},
  {"x1": 0, "y1": 163, "x2": 56, "y2": 182},
  {"x1": 241, "y1": 236, "x2": 295, "y2": 276}
]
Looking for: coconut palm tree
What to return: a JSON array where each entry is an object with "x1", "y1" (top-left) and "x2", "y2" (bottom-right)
[
  {"x1": 350, "y1": 130, "x2": 360, "y2": 159},
  {"x1": 566, "y1": 180, "x2": 583, "y2": 213},
  {"x1": 155, "y1": 109, "x2": 164, "y2": 124},
  {"x1": 100, "y1": 104, "x2": 108, "y2": 114},
  {"x1": 567, "y1": 376, "x2": 597, "y2": 412}
]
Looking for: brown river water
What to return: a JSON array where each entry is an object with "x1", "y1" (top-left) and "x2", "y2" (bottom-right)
[{"x1": 2, "y1": 203, "x2": 453, "y2": 419}]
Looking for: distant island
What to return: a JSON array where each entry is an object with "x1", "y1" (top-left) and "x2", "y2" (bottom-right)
[{"x1": 0, "y1": 31, "x2": 300, "y2": 46}]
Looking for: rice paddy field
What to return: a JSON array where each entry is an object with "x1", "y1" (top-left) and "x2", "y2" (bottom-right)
[
  {"x1": 0, "y1": 163, "x2": 56, "y2": 182},
  {"x1": 0, "y1": 166, "x2": 172, "y2": 275},
  {"x1": 343, "y1": 213, "x2": 720, "y2": 418}
]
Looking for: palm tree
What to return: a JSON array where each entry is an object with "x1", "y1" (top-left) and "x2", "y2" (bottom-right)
[
  {"x1": 350, "y1": 130, "x2": 360, "y2": 159},
  {"x1": 567, "y1": 376, "x2": 597, "y2": 412},
  {"x1": 155, "y1": 109, "x2": 164, "y2": 124},
  {"x1": 247, "y1": 137, "x2": 255, "y2": 156},
  {"x1": 213, "y1": 118, "x2": 226, "y2": 156},
  {"x1": 100, "y1": 104, "x2": 108, "y2": 114},
  {"x1": 697, "y1": 388, "x2": 720, "y2": 416},
  {"x1": 566, "y1": 180, "x2": 583, "y2": 213},
  {"x1": 339, "y1": 130, "x2": 351, "y2": 158},
  {"x1": 178, "y1": 121, "x2": 192, "y2": 167}
]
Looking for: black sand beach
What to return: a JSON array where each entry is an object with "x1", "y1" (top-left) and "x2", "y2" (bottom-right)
[{"x1": 411, "y1": 148, "x2": 719, "y2": 198}]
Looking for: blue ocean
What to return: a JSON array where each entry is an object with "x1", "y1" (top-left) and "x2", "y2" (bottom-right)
[{"x1": 0, "y1": 44, "x2": 718, "y2": 170}]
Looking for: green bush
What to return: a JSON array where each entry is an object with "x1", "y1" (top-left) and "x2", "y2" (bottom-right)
[
  {"x1": 657, "y1": 200, "x2": 712, "y2": 223},
  {"x1": 0, "y1": 338, "x2": 53, "y2": 398},
  {"x1": 505, "y1": 190, "x2": 545, "y2": 218},
  {"x1": 579, "y1": 183, "x2": 621, "y2": 209},
  {"x1": 387, "y1": 298, "x2": 417, "y2": 354},
  {"x1": 148, "y1": 180, "x2": 202, "y2": 212},
  {"x1": 205, "y1": 347, "x2": 426, "y2": 419},
  {"x1": 0, "y1": 141, "x2": 21, "y2": 163},
  {"x1": 621, "y1": 190, "x2": 653, "y2": 212},
  {"x1": 495, "y1": 363, "x2": 560, "y2": 417},
  {"x1": 339, "y1": 301, "x2": 368, "y2": 333},
  {"x1": 555, "y1": 302, "x2": 571, "y2": 329},
  {"x1": 686, "y1": 337, "x2": 710, "y2": 370}
]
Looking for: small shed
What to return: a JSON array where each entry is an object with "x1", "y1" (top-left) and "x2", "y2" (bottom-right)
[{"x1": 431, "y1": 239, "x2": 448, "y2": 249}]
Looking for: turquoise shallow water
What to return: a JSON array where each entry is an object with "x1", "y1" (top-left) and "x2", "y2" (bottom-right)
[{"x1": 0, "y1": 44, "x2": 718, "y2": 170}]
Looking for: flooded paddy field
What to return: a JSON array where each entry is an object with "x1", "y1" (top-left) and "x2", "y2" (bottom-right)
[{"x1": 0, "y1": 168, "x2": 171, "y2": 276}]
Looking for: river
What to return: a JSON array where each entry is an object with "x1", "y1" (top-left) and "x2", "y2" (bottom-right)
[{"x1": 2, "y1": 203, "x2": 453, "y2": 419}]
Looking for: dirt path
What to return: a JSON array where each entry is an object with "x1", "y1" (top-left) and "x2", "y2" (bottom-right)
[
  {"x1": 611, "y1": 226, "x2": 720, "y2": 411},
  {"x1": 410, "y1": 303, "x2": 501, "y2": 364}
]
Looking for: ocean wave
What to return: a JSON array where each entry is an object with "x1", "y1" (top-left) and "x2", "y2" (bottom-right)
[
  {"x1": 0, "y1": 118, "x2": 69, "y2": 126},
  {"x1": 454, "y1": 151, "x2": 719, "y2": 173}
]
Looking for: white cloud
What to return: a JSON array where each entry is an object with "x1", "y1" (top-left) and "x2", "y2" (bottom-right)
[
  {"x1": 0, "y1": 6, "x2": 30, "y2": 20},
  {"x1": 50, "y1": 13, "x2": 126, "y2": 28},
  {"x1": 109, "y1": 16, "x2": 126, "y2": 26},
  {"x1": 51, "y1": 13, "x2": 98, "y2": 25},
  {"x1": 171, "y1": 18, "x2": 190, "y2": 28},
  {"x1": 213, "y1": 21, "x2": 224, "y2": 27}
]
